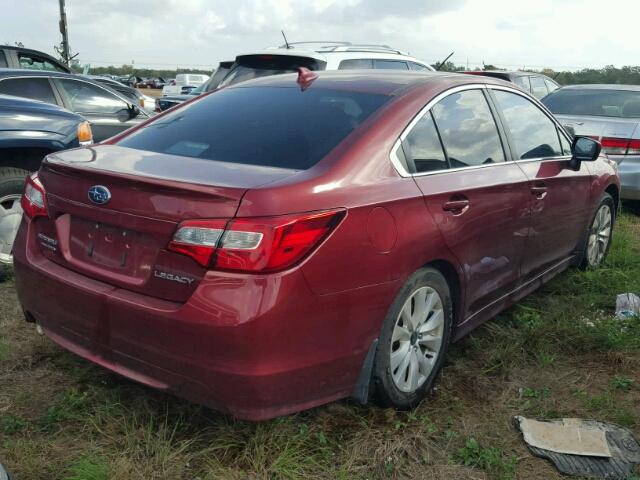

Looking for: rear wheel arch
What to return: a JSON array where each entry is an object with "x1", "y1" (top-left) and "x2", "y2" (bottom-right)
[
  {"x1": 604, "y1": 183, "x2": 619, "y2": 213},
  {"x1": 424, "y1": 259, "x2": 463, "y2": 325}
]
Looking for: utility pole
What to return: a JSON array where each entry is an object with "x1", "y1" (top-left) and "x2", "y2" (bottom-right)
[{"x1": 58, "y1": 0, "x2": 70, "y2": 67}]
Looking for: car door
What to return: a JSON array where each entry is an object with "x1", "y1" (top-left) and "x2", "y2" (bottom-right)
[
  {"x1": 402, "y1": 87, "x2": 531, "y2": 318},
  {"x1": 53, "y1": 77, "x2": 145, "y2": 142},
  {"x1": 488, "y1": 86, "x2": 591, "y2": 279}
]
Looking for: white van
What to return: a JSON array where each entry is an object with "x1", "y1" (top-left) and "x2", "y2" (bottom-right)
[{"x1": 161, "y1": 73, "x2": 209, "y2": 96}]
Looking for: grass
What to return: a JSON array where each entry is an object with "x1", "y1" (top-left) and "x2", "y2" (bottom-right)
[{"x1": 1, "y1": 209, "x2": 640, "y2": 479}]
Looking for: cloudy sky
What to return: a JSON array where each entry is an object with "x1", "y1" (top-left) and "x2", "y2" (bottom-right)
[{"x1": 4, "y1": 0, "x2": 639, "y2": 71}]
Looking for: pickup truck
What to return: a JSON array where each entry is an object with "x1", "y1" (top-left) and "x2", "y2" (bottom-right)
[
  {"x1": 161, "y1": 73, "x2": 209, "y2": 96},
  {"x1": 0, "y1": 94, "x2": 91, "y2": 265}
]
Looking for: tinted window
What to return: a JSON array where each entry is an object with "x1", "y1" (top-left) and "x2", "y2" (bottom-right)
[
  {"x1": 57, "y1": 79, "x2": 128, "y2": 114},
  {"x1": 374, "y1": 60, "x2": 409, "y2": 70},
  {"x1": 18, "y1": 53, "x2": 65, "y2": 72},
  {"x1": 403, "y1": 112, "x2": 447, "y2": 173},
  {"x1": 0, "y1": 51, "x2": 7, "y2": 68},
  {"x1": 118, "y1": 87, "x2": 389, "y2": 170},
  {"x1": 542, "y1": 89, "x2": 640, "y2": 118},
  {"x1": 338, "y1": 59, "x2": 374, "y2": 70},
  {"x1": 408, "y1": 62, "x2": 430, "y2": 71},
  {"x1": 493, "y1": 90, "x2": 563, "y2": 159},
  {"x1": 530, "y1": 76, "x2": 549, "y2": 99},
  {"x1": 513, "y1": 76, "x2": 531, "y2": 92},
  {"x1": 219, "y1": 55, "x2": 325, "y2": 88},
  {"x1": 0, "y1": 77, "x2": 57, "y2": 104},
  {"x1": 431, "y1": 89, "x2": 505, "y2": 168}
]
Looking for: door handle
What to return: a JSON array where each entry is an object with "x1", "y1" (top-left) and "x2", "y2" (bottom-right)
[
  {"x1": 530, "y1": 185, "x2": 548, "y2": 199},
  {"x1": 443, "y1": 198, "x2": 470, "y2": 214}
]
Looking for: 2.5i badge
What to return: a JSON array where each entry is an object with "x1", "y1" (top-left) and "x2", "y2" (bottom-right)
[{"x1": 154, "y1": 270, "x2": 195, "y2": 285}]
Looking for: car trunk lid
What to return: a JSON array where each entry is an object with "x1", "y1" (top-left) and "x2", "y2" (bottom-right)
[{"x1": 36, "y1": 145, "x2": 298, "y2": 302}]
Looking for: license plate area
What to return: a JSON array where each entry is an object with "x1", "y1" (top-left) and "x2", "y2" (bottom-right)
[{"x1": 68, "y1": 217, "x2": 156, "y2": 276}]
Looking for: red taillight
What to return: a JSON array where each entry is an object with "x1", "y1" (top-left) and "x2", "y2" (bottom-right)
[
  {"x1": 627, "y1": 139, "x2": 640, "y2": 155},
  {"x1": 167, "y1": 210, "x2": 346, "y2": 272},
  {"x1": 600, "y1": 137, "x2": 629, "y2": 155},
  {"x1": 21, "y1": 173, "x2": 48, "y2": 220}
]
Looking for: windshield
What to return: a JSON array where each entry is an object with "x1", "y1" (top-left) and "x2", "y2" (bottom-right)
[
  {"x1": 543, "y1": 88, "x2": 640, "y2": 118},
  {"x1": 218, "y1": 55, "x2": 326, "y2": 88},
  {"x1": 118, "y1": 86, "x2": 389, "y2": 170}
]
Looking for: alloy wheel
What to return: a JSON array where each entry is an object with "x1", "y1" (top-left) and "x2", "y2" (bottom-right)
[
  {"x1": 586, "y1": 204, "x2": 612, "y2": 268},
  {"x1": 0, "y1": 194, "x2": 23, "y2": 264},
  {"x1": 390, "y1": 286, "x2": 445, "y2": 393}
]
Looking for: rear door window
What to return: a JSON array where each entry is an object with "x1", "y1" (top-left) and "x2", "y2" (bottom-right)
[
  {"x1": 118, "y1": 86, "x2": 389, "y2": 170},
  {"x1": 513, "y1": 76, "x2": 531, "y2": 92},
  {"x1": 17, "y1": 53, "x2": 66, "y2": 72},
  {"x1": 338, "y1": 59, "x2": 374, "y2": 70},
  {"x1": 374, "y1": 60, "x2": 409, "y2": 70},
  {"x1": 56, "y1": 79, "x2": 129, "y2": 114},
  {"x1": 431, "y1": 89, "x2": 505, "y2": 168},
  {"x1": 530, "y1": 76, "x2": 549, "y2": 99},
  {"x1": 402, "y1": 112, "x2": 448, "y2": 173},
  {"x1": 0, "y1": 77, "x2": 57, "y2": 104},
  {"x1": 492, "y1": 89, "x2": 563, "y2": 159}
]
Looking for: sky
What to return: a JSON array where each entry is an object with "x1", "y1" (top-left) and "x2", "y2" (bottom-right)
[{"x1": 3, "y1": 0, "x2": 640, "y2": 71}]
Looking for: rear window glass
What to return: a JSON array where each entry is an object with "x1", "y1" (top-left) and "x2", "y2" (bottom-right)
[
  {"x1": 543, "y1": 89, "x2": 640, "y2": 118},
  {"x1": 118, "y1": 86, "x2": 389, "y2": 170},
  {"x1": 219, "y1": 55, "x2": 326, "y2": 88}
]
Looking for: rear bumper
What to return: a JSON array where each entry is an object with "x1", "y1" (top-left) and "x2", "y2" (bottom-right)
[
  {"x1": 612, "y1": 155, "x2": 640, "y2": 200},
  {"x1": 13, "y1": 218, "x2": 397, "y2": 420}
]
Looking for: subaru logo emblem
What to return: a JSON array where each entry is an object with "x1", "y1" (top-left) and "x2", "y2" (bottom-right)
[{"x1": 88, "y1": 185, "x2": 111, "y2": 205}]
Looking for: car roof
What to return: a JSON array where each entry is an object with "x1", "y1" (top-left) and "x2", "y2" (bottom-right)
[
  {"x1": 225, "y1": 69, "x2": 513, "y2": 96},
  {"x1": 557, "y1": 84, "x2": 640, "y2": 92}
]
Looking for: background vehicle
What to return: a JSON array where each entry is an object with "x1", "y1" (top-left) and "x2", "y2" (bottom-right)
[
  {"x1": 464, "y1": 70, "x2": 559, "y2": 99},
  {"x1": 156, "y1": 61, "x2": 233, "y2": 111},
  {"x1": 0, "y1": 70, "x2": 150, "y2": 142},
  {"x1": 217, "y1": 42, "x2": 433, "y2": 90},
  {"x1": 0, "y1": 45, "x2": 70, "y2": 73},
  {"x1": 0, "y1": 94, "x2": 91, "y2": 264},
  {"x1": 86, "y1": 75, "x2": 156, "y2": 112},
  {"x1": 143, "y1": 77, "x2": 166, "y2": 89},
  {"x1": 13, "y1": 71, "x2": 618, "y2": 420},
  {"x1": 161, "y1": 73, "x2": 209, "y2": 96},
  {"x1": 543, "y1": 84, "x2": 640, "y2": 200}
]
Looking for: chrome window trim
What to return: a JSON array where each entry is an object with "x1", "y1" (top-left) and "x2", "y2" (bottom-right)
[{"x1": 391, "y1": 83, "x2": 573, "y2": 178}]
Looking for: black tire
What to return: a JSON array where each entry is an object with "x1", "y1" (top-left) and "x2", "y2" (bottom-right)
[
  {"x1": 578, "y1": 193, "x2": 615, "y2": 270},
  {"x1": 372, "y1": 267, "x2": 454, "y2": 409},
  {"x1": 0, "y1": 167, "x2": 30, "y2": 268}
]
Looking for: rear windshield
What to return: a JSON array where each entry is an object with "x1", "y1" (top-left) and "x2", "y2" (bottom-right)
[
  {"x1": 118, "y1": 86, "x2": 389, "y2": 170},
  {"x1": 219, "y1": 55, "x2": 326, "y2": 88},
  {"x1": 543, "y1": 89, "x2": 640, "y2": 118}
]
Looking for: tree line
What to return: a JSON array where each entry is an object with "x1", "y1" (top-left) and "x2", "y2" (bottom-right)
[{"x1": 434, "y1": 62, "x2": 640, "y2": 85}]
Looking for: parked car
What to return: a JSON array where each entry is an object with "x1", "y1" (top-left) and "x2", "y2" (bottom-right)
[
  {"x1": 0, "y1": 70, "x2": 150, "y2": 142},
  {"x1": 216, "y1": 42, "x2": 433, "y2": 91},
  {"x1": 85, "y1": 75, "x2": 156, "y2": 112},
  {"x1": 13, "y1": 70, "x2": 619, "y2": 420},
  {"x1": 161, "y1": 73, "x2": 209, "y2": 96},
  {"x1": 464, "y1": 70, "x2": 559, "y2": 99},
  {"x1": 0, "y1": 94, "x2": 92, "y2": 264},
  {"x1": 0, "y1": 45, "x2": 70, "y2": 73},
  {"x1": 122, "y1": 75, "x2": 143, "y2": 88},
  {"x1": 542, "y1": 84, "x2": 640, "y2": 200},
  {"x1": 143, "y1": 77, "x2": 166, "y2": 89},
  {"x1": 156, "y1": 61, "x2": 233, "y2": 111}
]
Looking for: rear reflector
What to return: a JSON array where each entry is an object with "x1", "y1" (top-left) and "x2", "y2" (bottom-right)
[
  {"x1": 21, "y1": 173, "x2": 48, "y2": 220},
  {"x1": 168, "y1": 209, "x2": 346, "y2": 272}
]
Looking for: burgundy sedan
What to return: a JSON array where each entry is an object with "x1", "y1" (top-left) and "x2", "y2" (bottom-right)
[{"x1": 13, "y1": 70, "x2": 619, "y2": 420}]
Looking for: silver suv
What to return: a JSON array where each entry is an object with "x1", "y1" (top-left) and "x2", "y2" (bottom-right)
[{"x1": 218, "y1": 42, "x2": 434, "y2": 88}]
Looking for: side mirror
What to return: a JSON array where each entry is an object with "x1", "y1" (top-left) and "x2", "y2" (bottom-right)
[{"x1": 572, "y1": 136, "x2": 601, "y2": 162}]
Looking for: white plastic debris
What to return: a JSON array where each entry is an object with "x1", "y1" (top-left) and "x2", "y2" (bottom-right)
[{"x1": 615, "y1": 293, "x2": 640, "y2": 319}]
